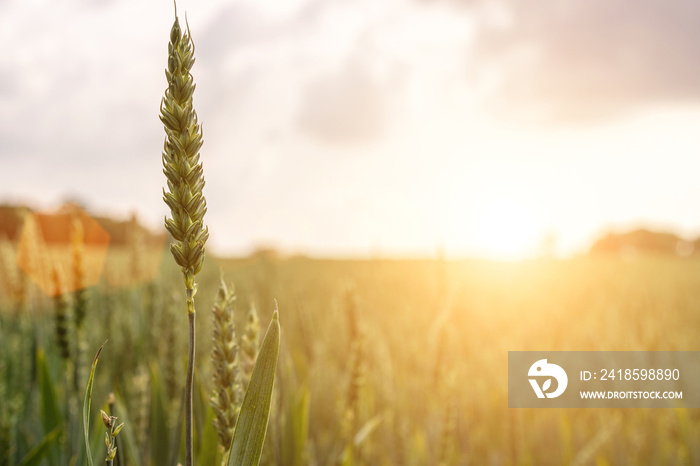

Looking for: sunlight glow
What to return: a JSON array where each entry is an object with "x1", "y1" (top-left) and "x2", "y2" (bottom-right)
[{"x1": 472, "y1": 196, "x2": 542, "y2": 260}]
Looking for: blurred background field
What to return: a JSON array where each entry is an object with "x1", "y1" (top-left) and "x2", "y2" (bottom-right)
[{"x1": 1, "y1": 206, "x2": 700, "y2": 465}]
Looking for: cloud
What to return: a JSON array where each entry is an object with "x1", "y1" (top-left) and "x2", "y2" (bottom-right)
[
  {"x1": 0, "y1": 66, "x2": 20, "y2": 99},
  {"x1": 293, "y1": 0, "x2": 472, "y2": 145},
  {"x1": 196, "y1": 4, "x2": 274, "y2": 63},
  {"x1": 470, "y1": 0, "x2": 700, "y2": 122},
  {"x1": 193, "y1": 0, "x2": 406, "y2": 146},
  {"x1": 195, "y1": 0, "x2": 329, "y2": 64},
  {"x1": 297, "y1": 59, "x2": 388, "y2": 144}
]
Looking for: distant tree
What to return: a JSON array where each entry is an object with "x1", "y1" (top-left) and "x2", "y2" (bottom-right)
[{"x1": 589, "y1": 229, "x2": 688, "y2": 256}]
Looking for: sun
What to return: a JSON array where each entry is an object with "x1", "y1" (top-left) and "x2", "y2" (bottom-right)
[{"x1": 471, "y1": 195, "x2": 543, "y2": 260}]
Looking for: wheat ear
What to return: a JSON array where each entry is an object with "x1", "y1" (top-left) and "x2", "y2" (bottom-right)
[
  {"x1": 160, "y1": 8, "x2": 208, "y2": 466},
  {"x1": 161, "y1": 14, "x2": 208, "y2": 290},
  {"x1": 210, "y1": 278, "x2": 243, "y2": 452},
  {"x1": 100, "y1": 406, "x2": 124, "y2": 466},
  {"x1": 240, "y1": 301, "x2": 260, "y2": 392},
  {"x1": 52, "y1": 266, "x2": 71, "y2": 361}
]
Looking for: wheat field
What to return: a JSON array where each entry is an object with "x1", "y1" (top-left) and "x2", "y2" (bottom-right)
[{"x1": 1, "y1": 238, "x2": 699, "y2": 465}]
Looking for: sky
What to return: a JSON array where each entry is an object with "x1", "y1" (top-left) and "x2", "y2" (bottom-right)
[{"x1": 2, "y1": 0, "x2": 700, "y2": 259}]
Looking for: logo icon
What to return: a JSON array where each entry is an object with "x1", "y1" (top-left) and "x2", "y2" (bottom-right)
[{"x1": 528, "y1": 359, "x2": 568, "y2": 398}]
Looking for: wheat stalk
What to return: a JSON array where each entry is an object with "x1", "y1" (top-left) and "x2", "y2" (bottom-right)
[
  {"x1": 340, "y1": 286, "x2": 365, "y2": 461},
  {"x1": 70, "y1": 216, "x2": 89, "y2": 394},
  {"x1": 130, "y1": 366, "x2": 150, "y2": 457},
  {"x1": 71, "y1": 216, "x2": 87, "y2": 328},
  {"x1": 160, "y1": 6, "x2": 208, "y2": 465}
]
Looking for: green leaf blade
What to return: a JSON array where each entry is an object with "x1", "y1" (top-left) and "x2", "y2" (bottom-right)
[
  {"x1": 18, "y1": 426, "x2": 61, "y2": 466},
  {"x1": 37, "y1": 348, "x2": 62, "y2": 437},
  {"x1": 227, "y1": 309, "x2": 280, "y2": 466},
  {"x1": 36, "y1": 347, "x2": 62, "y2": 466},
  {"x1": 83, "y1": 342, "x2": 106, "y2": 466}
]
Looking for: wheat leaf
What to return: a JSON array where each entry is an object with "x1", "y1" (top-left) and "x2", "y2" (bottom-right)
[
  {"x1": 83, "y1": 342, "x2": 106, "y2": 466},
  {"x1": 226, "y1": 309, "x2": 280, "y2": 466}
]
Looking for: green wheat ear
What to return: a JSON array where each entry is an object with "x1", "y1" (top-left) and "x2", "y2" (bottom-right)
[
  {"x1": 160, "y1": 9, "x2": 207, "y2": 466},
  {"x1": 160, "y1": 13, "x2": 208, "y2": 302},
  {"x1": 211, "y1": 277, "x2": 244, "y2": 451}
]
